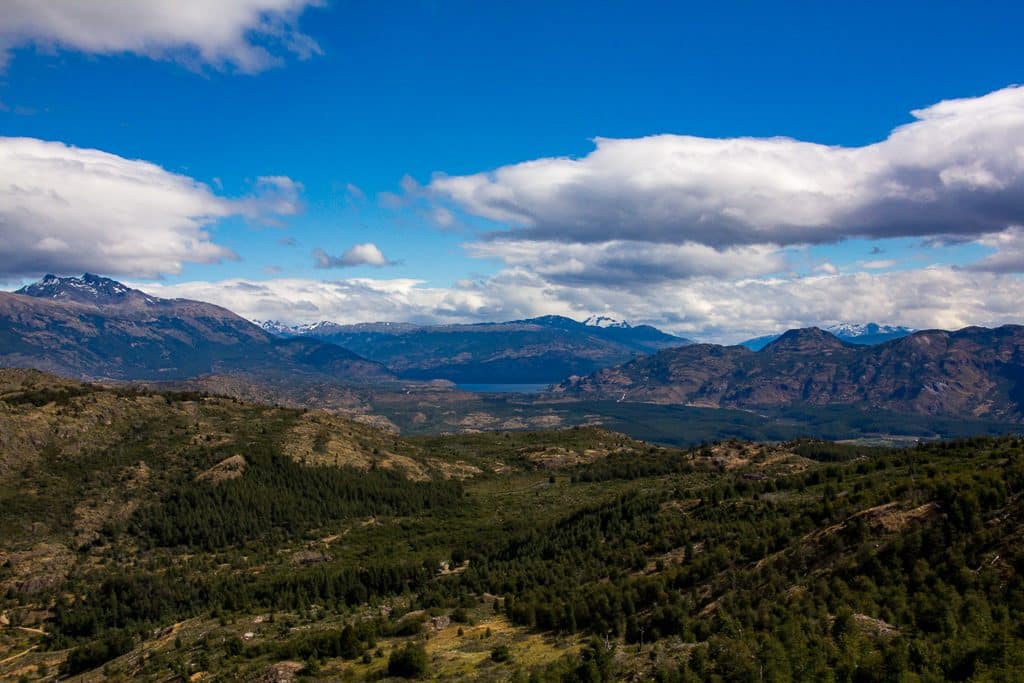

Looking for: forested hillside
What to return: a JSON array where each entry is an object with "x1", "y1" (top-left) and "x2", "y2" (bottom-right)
[{"x1": 2, "y1": 370, "x2": 1023, "y2": 681}]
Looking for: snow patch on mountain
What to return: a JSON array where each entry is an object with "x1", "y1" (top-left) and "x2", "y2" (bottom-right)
[
  {"x1": 255, "y1": 320, "x2": 339, "y2": 336},
  {"x1": 16, "y1": 273, "x2": 158, "y2": 305},
  {"x1": 255, "y1": 320, "x2": 295, "y2": 336},
  {"x1": 824, "y1": 322, "x2": 914, "y2": 337},
  {"x1": 583, "y1": 315, "x2": 631, "y2": 329},
  {"x1": 740, "y1": 322, "x2": 915, "y2": 351}
]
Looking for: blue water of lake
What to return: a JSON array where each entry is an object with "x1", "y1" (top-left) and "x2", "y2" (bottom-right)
[{"x1": 456, "y1": 383, "x2": 551, "y2": 393}]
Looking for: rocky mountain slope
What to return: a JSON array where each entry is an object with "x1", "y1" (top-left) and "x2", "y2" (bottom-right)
[
  {"x1": 258, "y1": 314, "x2": 691, "y2": 383},
  {"x1": 0, "y1": 274, "x2": 394, "y2": 384},
  {"x1": 552, "y1": 325, "x2": 1024, "y2": 420}
]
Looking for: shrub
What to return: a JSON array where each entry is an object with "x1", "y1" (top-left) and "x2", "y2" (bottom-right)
[{"x1": 388, "y1": 643, "x2": 429, "y2": 678}]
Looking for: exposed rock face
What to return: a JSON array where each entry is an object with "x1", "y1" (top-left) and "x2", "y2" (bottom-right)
[
  {"x1": 0, "y1": 543, "x2": 74, "y2": 596},
  {"x1": 195, "y1": 454, "x2": 248, "y2": 484},
  {"x1": 0, "y1": 274, "x2": 394, "y2": 384},
  {"x1": 552, "y1": 325, "x2": 1024, "y2": 421}
]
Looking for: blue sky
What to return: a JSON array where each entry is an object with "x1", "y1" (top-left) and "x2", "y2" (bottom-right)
[{"x1": 2, "y1": 1, "x2": 1024, "y2": 341}]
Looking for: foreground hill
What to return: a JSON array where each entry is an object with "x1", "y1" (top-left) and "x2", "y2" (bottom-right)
[
  {"x1": 2, "y1": 370, "x2": 1023, "y2": 680},
  {"x1": 0, "y1": 274, "x2": 394, "y2": 384},
  {"x1": 553, "y1": 325, "x2": 1024, "y2": 421},
  {"x1": 260, "y1": 315, "x2": 691, "y2": 384}
]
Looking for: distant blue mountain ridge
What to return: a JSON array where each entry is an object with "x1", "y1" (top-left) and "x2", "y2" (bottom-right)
[
  {"x1": 257, "y1": 314, "x2": 692, "y2": 384},
  {"x1": 740, "y1": 323, "x2": 914, "y2": 351}
]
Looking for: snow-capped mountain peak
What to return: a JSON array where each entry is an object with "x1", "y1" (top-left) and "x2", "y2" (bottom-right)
[
  {"x1": 824, "y1": 322, "x2": 913, "y2": 338},
  {"x1": 256, "y1": 320, "x2": 346, "y2": 336},
  {"x1": 740, "y1": 322, "x2": 915, "y2": 351},
  {"x1": 583, "y1": 315, "x2": 631, "y2": 329},
  {"x1": 255, "y1": 320, "x2": 296, "y2": 336},
  {"x1": 299, "y1": 320, "x2": 345, "y2": 334},
  {"x1": 15, "y1": 273, "x2": 157, "y2": 305}
]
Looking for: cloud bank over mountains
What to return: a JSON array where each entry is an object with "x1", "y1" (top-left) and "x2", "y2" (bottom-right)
[{"x1": 141, "y1": 265, "x2": 1024, "y2": 344}]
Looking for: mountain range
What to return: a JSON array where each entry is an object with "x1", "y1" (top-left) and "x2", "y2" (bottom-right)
[
  {"x1": 552, "y1": 325, "x2": 1024, "y2": 420},
  {"x1": 258, "y1": 314, "x2": 691, "y2": 383},
  {"x1": 740, "y1": 322, "x2": 914, "y2": 350},
  {"x1": 0, "y1": 274, "x2": 393, "y2": 383},
  {"x1": 3, "y1": 274, "x2": 1024, "y2": 424}
]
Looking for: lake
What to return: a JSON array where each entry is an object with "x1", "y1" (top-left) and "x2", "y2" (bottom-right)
[{"x1": 456, "y1": 383, "x2": 551, "y2": 393}]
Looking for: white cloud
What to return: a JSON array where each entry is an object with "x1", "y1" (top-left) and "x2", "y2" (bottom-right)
[
  {"x1": 589, "y1": 268, "x2": 1024, "y2": 342},
  {"x1": 430, "y1": 87, "x2": 1024, "y2": 257},
  {"x1": 0, "y1": 0, "x2": 322, "y2": 73},
  {"x1": 134, "y1": 265, "x2": 1024, "y2": 344},
  {"x1": 967, "y1": 225, "x2": 1024, "y2": 273},
  {"x1": 414, "y1": 86, "x2": 1024, "y2": 317},
  {"x1": 0, "y1": 136, "x2": 301, "y2": 278},
  {"x1": 312, "y1": 243, "x2": 397, "y2": 268},
  {"x1": 857, "y1": 259, "x2": 899, "y2": 270},
  {"x1": 244, "y1": 176, "x2": 304, "y2": 220},
  {"x1": 430, "y1": 207, "x2": 456, "y2": 229},
  {"x1": 344, "y1": 183, "x2": 366, "y2": 202},
  {"x1": 138, "y1": 277, "x2": 496, "y2": 325},
  {"x1": 466, "y1": 239, "x2": 788, "y2": 284}
]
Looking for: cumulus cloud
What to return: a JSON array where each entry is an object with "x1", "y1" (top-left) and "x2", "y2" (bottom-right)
[
  {"x1": 857, "y1": 259, "x2": 899, "y2": 270},
  {"x1": 430, "y1": 207, "x2": 457, "y2": 229},
  {"x1": 344, "y1": 183, "x2": 366, "y2": 202},
  {"x1": 243, "y1": 176, "x2": 304, "y2": 221},
  {"x1": 455, "y1": 267, "x2": 1024, "y2": 342},
  {"x1": 608, "y1": 268, "x2": 1023, "y2": 342},
  {"x1": 0, "y1": 136, "x2": 302, "y2": 278},
  {"x1": 134, "y1": 265, "x2": 1024, "y2": 344},
  {"x1": 139, "y1": 277, "x2": 497, "y2": 325},
  {"x1": 966, "y1": 226, "x2": 1024, "y2": 273},
  {"x1": 378, "y1": 174, "x2": 426, "y2": 211},
  {"x1": 430, "y1": 87, "x2": 1024, "y2": 257},
  {"x1": 0, "y1": 0, "x2": 322, "y2": 72},
  {"x1": 466, "y1": 239, "x2": 788, "y2": 284},
  {"x1": 312, "y1": 243, "x2": 397, "y2": 268}
]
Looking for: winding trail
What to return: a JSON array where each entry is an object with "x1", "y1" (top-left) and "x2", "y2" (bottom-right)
[{"x1": 0, "y1": 645, "x2": 38, "y2": 666}]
